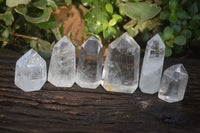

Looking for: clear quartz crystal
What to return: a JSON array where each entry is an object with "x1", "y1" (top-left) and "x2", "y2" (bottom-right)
[
  {"x1": 76, "y1": 36, "x2": 103, "y2": 89},
  {"x1": 15, "y1": 49, "x2": 47, "y2": 92},
  {"x1": 139, "y1": 34, "x2": 165, "y2": 94},
  {"x1": 158, "y1": 64, "x2": 188, "y2": 103},
  {"x1": 48, "y1": 36, "x2": 76, "y2": 87},
  {"x1": 102, "y1": 32, "x2": 140, "y2": 93}
]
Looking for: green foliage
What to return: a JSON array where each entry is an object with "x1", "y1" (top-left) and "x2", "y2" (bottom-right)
[
  {"x1": 81, "y1": 0, "x2": 160, "y2": 41},
  {"x1": 160, "y1": 0, "x2": 200, "y2": 57},
  {"x1": 0, "y1": 0, "x2": 70, "y2": 57}
]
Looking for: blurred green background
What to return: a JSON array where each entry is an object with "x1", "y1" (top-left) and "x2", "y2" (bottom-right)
[{"x1": 0, "y1": 0, "x2": 200, "y2": 58}]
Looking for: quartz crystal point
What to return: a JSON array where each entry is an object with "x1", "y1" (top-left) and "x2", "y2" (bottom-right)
[
  {"x1": 139, "y1": 34, "x2": 165, "y2": 94},
  {"x1": 15, "y1": 49, "x2": 47, "y2": 92},
  {"x1": 48, "y1": 36, "x2": 76, "y2": 87},
  {"x1": 158, "y1": 64, "x2": 188, "y2": 103},
  {"x1": 76, "y1": 36, "x2": 103, "y2": 89},
  {"x1": 102, "y1": 32, "x2": 140, "y2": 93}
]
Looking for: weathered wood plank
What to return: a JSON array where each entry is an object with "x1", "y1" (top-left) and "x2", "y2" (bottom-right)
[{"x1": 0, "y1": 49, "x2": 200, "y2": 133}]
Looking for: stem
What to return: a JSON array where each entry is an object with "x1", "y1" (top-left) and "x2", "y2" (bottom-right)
[{"x1": 11, "y1": 32, "x2": 38, "y2": 40}]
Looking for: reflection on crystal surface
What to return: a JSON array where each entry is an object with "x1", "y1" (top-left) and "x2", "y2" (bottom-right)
[
  {"x1": 102, "y1": 32, "x2": 140, "y2": 93},
  {"x1": 139, "y1": 34, "x2": 165, "y2": 94},
  {"x1": 15, "y1": 49, "x2": 47, "y2": 92},
  {"x1": 76, "y1": 36, "x2": 103, "y2": 89},
  {"x1": 158, "y1": 64, "x2": 188, "y2": 103},
  {"x1": 48, "y1": 36, "x2": 76, "y2": 87}
]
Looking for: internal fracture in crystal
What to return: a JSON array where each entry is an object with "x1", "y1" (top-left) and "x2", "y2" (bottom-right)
[
  {"x1": 102, "y1": 32, "x2": 140, "y2": 93},
  {"x1": 48, "y1": 36, "x2": 76, "y2": 87},
  {"x1": 76, "y1": 36, "x2": 103, "y2": 89},
  {"x1": 158, "y1": 64, "x2": 188, "y2": 103},
  {"x1": 139, "y1": 34, "x2": 165, "y2": 94},
  {"x1": 15, "y1": 49, "x2": 47, "y2": 92}
]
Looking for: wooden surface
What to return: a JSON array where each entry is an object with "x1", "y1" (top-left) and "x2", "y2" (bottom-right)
[{"x1": 0, "y1": 49, "x2": 200, "y2": 133}]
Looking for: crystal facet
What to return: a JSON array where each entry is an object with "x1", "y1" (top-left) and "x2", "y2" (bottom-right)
[
  {"x1": 158, "y1": 64, "x2": 188, "y2": 103},
  {"x1": 48, "y1": 36, "x2": 76, "y2": 87},
  {"x1": 139, "y1": 34, "x2": 165, "y2": 94},
  {"x1": 15, "y1": 49, "x2": 47, "y2": 92},
  {"x1": 76, "y1": 36, "x2": 103, "y2": 89},
  {"x1": 102, "y1": 32, "x2": 140, "y2": 93}
]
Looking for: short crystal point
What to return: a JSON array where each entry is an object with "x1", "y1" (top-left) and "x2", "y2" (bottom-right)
[
  {"x1": 158, "y1": 64, "x2": 188, "y2": 103},
  {"x1": 48, "y1": 36, "x2": 76, "y2": 87},
  {"x1": 139, "y1": 34, "x2": 165, "y2": 94},
  {"x1": 15, "y1": 49, "x2": 47, "y2": 92},
  {"x1": 102, "y1": 32, "x2": 140, "y2": 93},
  {"x1": 76, "y1": 36, "x2": 103, "y2": 89}
]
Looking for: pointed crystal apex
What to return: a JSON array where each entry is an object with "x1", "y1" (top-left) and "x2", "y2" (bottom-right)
[
  {"x1": 147, "y1": 34, "x2": 165, "y2": 48},
  {"x1": 15, "y1": 49, "x2": 47, "y2": 92},
  {"x1": 76, "y1": 36, "x2": 103, "y2": 89},
  {"x1": 102, "y1": 33, "x2": 140, "y2": 93},
  {"x1": 48, "y1": 36, "x2": 76, "y2": 87},
  {"x1": 110, "y1": 32, "x2": 140, "y2": 50},
  {"x1": 158, "y1": 64, "x2": 188, "y2": 103},
  {"x1": 139, "y1": 34, "x2": 165, "y2": 94}
]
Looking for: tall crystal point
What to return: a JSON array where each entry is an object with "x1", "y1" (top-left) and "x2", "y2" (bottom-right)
[
  {"x1": 48, "y1": 36, "x2": 76, "y2": 87},
  {"x1": 139, "y1": 34, "x2": 165, "y2": 94},
  {"x1": 102, "y1": 32, "x2": 140, "y2": 93},
  {"x1": 76, "y1": 36, "x2": 103, "y2": 89},
  {"x1": 15, "y1": 49, "x2": 47, "y2": 92},
  {"x1": 158, "y1": 64, "x2": 188, "y2": 103}
]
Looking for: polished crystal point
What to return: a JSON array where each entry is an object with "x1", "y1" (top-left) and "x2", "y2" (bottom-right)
[
  {"x1": 48, "y1": 36, "x2": 76, "y2": 87},
  {"x1": 15, "y1": 49, "x2": 47, "y2": 92},
  {"x1": 158, "y1": 64, "x2": 188, "y2": 103},
  {"x1": 76, "y1": 36, "x2": 103, "y2": 89},
  {"x1": 102, "y1": 32, "x2": 140, "y2": 93},
  {"x1": 139, "y1": 34, "x2": 165, "y2": 94}
]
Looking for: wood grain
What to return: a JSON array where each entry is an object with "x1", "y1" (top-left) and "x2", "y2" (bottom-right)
[{"x1": 0, "y1": 49, "x2": 200, "y2": 133}]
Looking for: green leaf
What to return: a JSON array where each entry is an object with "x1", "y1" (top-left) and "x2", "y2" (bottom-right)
[
  {"x1": 87, "y1": 21, "x2": 103, "y2": 34},
  {"x1": 105, "y1": 3, "x2": 113, "y2": 14},
  {"x1": 164, "y1": 26, "x2": 174, "y2": 34},
  {"x1": 177, "y1": 10, "x2": 187, "y2": 19},
  {"x1": 6, "y1": 0, "x2": 31, "y2": 7},
  {"x1": 188, "y1": 20, "x2": 199, "y2": 30},
  {"x1": 51, "y1": 24, "x2": 63, "y2": 40},
  {"x1": 34, "y1": 15, "x2": 58, "y2": 29},
  {"x1": 103, "y1": 29, "x2": 110, "y2": 40},
  {"x1": 169, "y1": 14, "x2": 177, "y2": 23},
  {"x1": 81, "y1": 0, "x2": 93, "y2": 6},
  {"x1": 32, "y1": 0, "x2": 47, "y2": 9},
  {"x1": 119, "y1": 5, "x2": 125, "y2": 16},
  {"x1": 97, "y1": 12, "x2": 109, "y2": 24},
  {"x1": 174, "y1": 35, "x2": 186, "y2": 46},
  {"x1": 169, "y1": 0, "x2": 178, "y2": 13},
  {"x1": 193, "y1": 14, "x2": 200, "y2": 20},
  {"x1": 181, "y1": 29, "x2": 192, "y2": 39},
  {"x1": 2, "y1": 28, "x2": 9, "y2": 39},
  {"x1": 127, "y1": 28, "x2": 137, "y2": 37},
  {"x1": 172, "y1": 24, "x2": 181, "y2": 33},
  {"x1": 64, "y1": 0, "x2": 72, "y2": 6},
  {"x1": 123, "y1": 19, "x2": 137, "y2": 29},
  {"x1": 108, "y1": 26, "x2": 117, "y2": 37},
  {"x1": 120, "y1": 2, "x2": 161, "y2": 20},
  {"x1": 0, "y1": 0, "x2": 4, "y2": 3},
  {"x1": 165, "y1": 45, "x2": 172, "y2": 57},
  {"x1": 112, "y1": 14, "x2": 123, "y2": 22},
  {"x1": 108, "y1": 19, "x2": 117, "y2": 26},
  {"x1": 102, "y1": 23, "x2": 108, "y2": 30},
  {"x1": 0, "y1": 9, "x2": 14, "y2": 26},
  {"x1": 47, "y1": 0, "x2": 57, "y2": 10},
  {"x1": 189, "y1": 3, "x2": 198, "y2": 15},
  {"x1": 14, "y1": 5, "x2": 27, "y2": 15},
  {"x1": 24, "y1": 7, "x2": 51, "y2": 23},
  {"x1": 160, "y1": 10, "x2": 169, "y2": 20}
]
